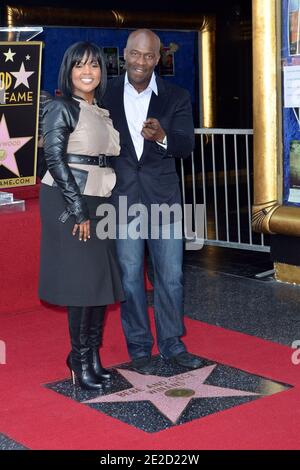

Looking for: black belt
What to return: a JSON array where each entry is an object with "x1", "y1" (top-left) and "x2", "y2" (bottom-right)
[{"x1": 66, "y1": 153, "x2": 110, "y2": 167}]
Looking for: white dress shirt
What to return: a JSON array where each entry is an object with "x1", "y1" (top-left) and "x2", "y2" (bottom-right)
[{"x1": 123, "y1": 72, "x2": 158, "y2": 160}]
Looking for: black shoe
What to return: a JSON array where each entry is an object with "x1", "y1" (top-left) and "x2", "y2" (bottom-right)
[
  {"x1": 130, "y1": 356, "x2": 153, "y2": 375},
  {"x1": 90, "y1": 349, "x2": 112, "y2": 381},
  {"x1": 66, "y1": 353, "x2": 103, "y2": 391},
  {"x1": 88, "y1": 306, "x2": 111, "y2": 381},
  {"x1": 67, "y1": 307, "x2": 103, "y2": 391},
  {"x1": 169, "y1": 352, "x2": 202, "y2": 369}
]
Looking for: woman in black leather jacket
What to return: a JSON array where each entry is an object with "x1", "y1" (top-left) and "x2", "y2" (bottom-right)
[{"x1": 39, "y1": 42, "x2": 124, "y2": 390}]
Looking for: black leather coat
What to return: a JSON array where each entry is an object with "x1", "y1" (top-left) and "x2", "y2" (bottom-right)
[{"x1": 42, "y1": 97, "x2": 89, "y2": 224}]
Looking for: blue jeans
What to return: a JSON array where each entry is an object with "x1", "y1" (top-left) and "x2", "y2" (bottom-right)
[{"x1": 116, "y1": 219, "x2": 186, "y2": 359}]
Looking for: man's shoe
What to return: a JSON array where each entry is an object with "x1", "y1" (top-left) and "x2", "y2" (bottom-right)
[
  {"x1": 130, "y1": 356, "x2": 153, "y2": 375},
  {"x1": 169, "y1": 352, "x2": 202, "y2": 369}
]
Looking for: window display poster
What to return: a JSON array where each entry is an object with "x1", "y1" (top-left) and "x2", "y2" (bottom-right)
[
  {"x1": 289, "y1": 0, "x2": 300, "y2": 55},
  {"x1": 159, "y1": 47, "x2": 175, "y2": 76},
  {"x1": 288, "y1": 140, "x2": 300, "y2": 201},
  {"x1": 284, "y1": 65, "x2": 300, "y2": 107},
  {"x1": 103, "y1": 47, "x2": 119, "y2": 77},
  {"x1": 281, "y1": 0, "x2": 300, "y2": 204}
]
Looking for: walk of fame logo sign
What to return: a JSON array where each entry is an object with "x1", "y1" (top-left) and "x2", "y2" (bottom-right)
[{"x1": 0, "y1": 42, "x2": 42, "y2": 188}]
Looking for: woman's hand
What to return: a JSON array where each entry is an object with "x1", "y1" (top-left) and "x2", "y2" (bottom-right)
[{"x1": 72, "y1": 220, "x2": 90, "y2": 242}]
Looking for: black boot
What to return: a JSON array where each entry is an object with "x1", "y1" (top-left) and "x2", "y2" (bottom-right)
[
  {"x1": 89, "y1": 306, "x2": 112, "y2": 381},
  {"x1": 67, "y1": 306, "x2": 103, "y2": 391}
]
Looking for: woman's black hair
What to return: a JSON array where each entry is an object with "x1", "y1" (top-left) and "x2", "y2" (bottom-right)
[{"x1": 58, "y1": 41, "x2": 107, "y2": 103}]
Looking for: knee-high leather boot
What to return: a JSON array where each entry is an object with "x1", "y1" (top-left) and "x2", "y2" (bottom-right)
[
  {"x1": 88, "y1": 306, "x2": 112, "y2": 380},
  {"x1": 67, "y1": 306, "x2": 103, "y2": 390}
]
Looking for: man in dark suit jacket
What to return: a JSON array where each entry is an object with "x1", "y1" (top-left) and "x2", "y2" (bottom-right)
[{"x1": 103, "y1": 29, "x2": 201, "y2": 373}]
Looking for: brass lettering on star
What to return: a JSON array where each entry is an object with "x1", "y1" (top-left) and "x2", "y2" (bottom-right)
[
  {"x1": 4, "y1": 91, "x2": 33, "y2": 104},
  {"x1": 0, "y1": 72, "x2": 12, "y2": 90},
  {"x1": 0, "y1": 176, "x2": 34, "y2": 187},
  {"x1": 116, "y1": 387, "x2": 143, "y2": 398}
]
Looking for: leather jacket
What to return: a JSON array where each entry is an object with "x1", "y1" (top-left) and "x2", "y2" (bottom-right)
[{"x1": 42, "y1": 97, "x2": 89, "y2": 224}]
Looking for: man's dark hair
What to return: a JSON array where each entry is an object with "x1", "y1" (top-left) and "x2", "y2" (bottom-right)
[{"x1": 58, "y1": 41, "x2": 107, "y2": 103}]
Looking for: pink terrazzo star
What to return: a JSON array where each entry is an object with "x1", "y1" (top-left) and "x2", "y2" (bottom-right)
[
  {"x1": 0, "y1": 114, "x2": 32, "y2": 176},
  {"x1": 84, "y1": 365, "x2": 259, "y2": 423}
]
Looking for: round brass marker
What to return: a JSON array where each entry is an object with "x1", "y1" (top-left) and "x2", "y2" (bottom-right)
[{"x1": 165, "y1": 388, "x2": 195, "y2": 398}]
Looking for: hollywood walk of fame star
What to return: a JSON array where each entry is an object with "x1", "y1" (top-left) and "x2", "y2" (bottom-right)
[
  {"x1": 11, "y1": 62, "x2": 34, "y2": 89},
  {"x1": 0, "y1": 114, "x2": 32, "y2": 176},
  {"x1": 3, "y1": 48, "x2": 16, "y2": 62},
  {"x1": 84, "y1": 365, "x2": 259, "y2": 423}
]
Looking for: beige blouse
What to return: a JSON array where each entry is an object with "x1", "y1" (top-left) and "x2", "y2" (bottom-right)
[{"x1": 42, "y1": 98, "x2": 120, "y2": 197}]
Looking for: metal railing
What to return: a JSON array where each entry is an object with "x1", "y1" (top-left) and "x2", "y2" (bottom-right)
[{"x1": 181, "y1": 128, "x2": 270, "y2": 252}]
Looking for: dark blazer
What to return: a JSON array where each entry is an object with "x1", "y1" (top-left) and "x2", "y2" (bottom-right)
[{"x1": 102, "y1": 75, "x2": 195, "y2": 211}]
